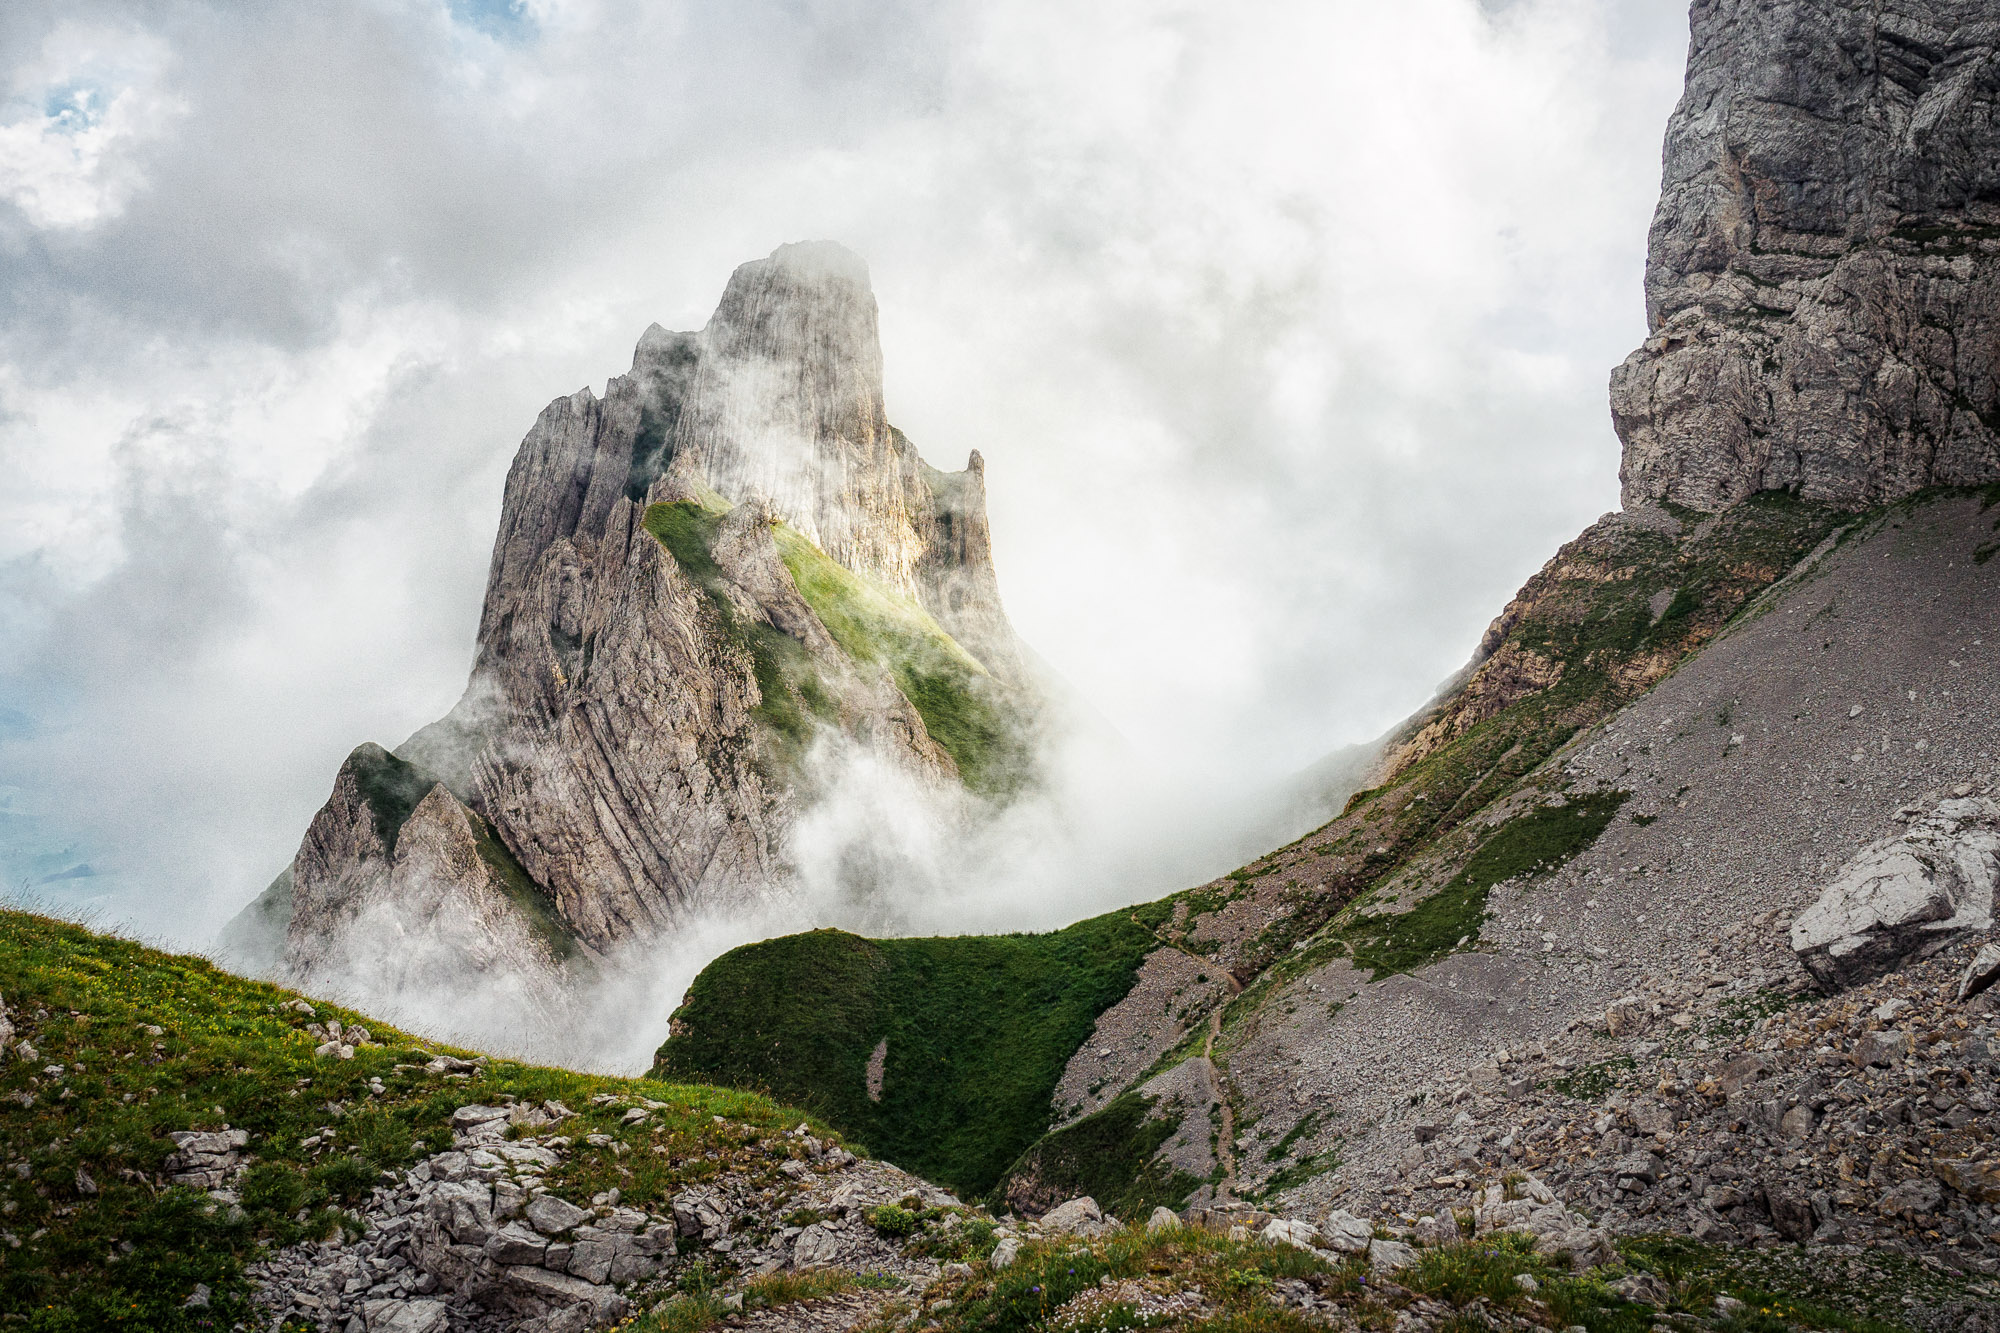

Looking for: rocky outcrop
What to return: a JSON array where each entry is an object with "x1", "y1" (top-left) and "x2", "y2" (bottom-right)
[
  {"x1": 1611, "y1": 0, "x2": 2000, "y2": 511},
  {"x1": 236, "y1": 243, "x2": 1036, "y2": 1031},
  {"x1": 1791, "y1": 791, "x2": 2000, "y2": 989},
  {"x1": 283, "y1": 745, "x2": 583, "y2": 1028}
]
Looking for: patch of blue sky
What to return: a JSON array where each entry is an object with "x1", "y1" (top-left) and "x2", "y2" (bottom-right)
[
  {"x1": 39, "y1": 81, "x2": 103, "y2": 133},
  {"x1": 449, "y1": 0, "x2": 537, "y2": 43}
]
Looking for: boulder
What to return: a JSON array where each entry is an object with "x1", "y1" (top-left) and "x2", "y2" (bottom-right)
[
  {"x1": 1318, "y1": 1209, "x2": 1374, "y2": 1254},
  {"x1": 1260, "y1": 1219, "x2": 1318, "y2": 1251},
  {"x1": 1937, "y1": 1159, "x2": 2000, "y2": 1204},
  {"x1": 1790, "y1": 815, "x2": 1999, "y2": 990},
  {"x1": 525, "y1": 1195, "x2": 591, "y2": 1236},
  {"x1": 1366, "y1": 1239, "x2": 1417, "y2": 1272},
  {"x1": 792, "y1": 1223, "x2": 840, "y2": 1269},
  {"x1": 1040, "y1": 1196, "x2": 1114, "y2": 1236},
  {"x1": 1958, "y1": 944, "x2": 2000, "y2": 1003},
  {"x1": 1146, "y1": 1207, "x2": 1181, "y2": 1234},
  {"x1": 1604, "y1": 997, "x2": 1649, "y2": 1037},
  {"x1": 989, "y1": 1236, "x2": 1022, "y2": 1270},
  {"x1": 364, "y1": 1300, "x2": 450, "y2": 1333}
]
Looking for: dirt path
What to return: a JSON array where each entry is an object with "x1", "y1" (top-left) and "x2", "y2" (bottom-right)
[{"x1": 1203, "y1": 1009, "x2": 1237, "y2": 1199}]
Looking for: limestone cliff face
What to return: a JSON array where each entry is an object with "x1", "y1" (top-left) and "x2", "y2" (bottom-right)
[
  {"x1": 238, "y1": 242, "x2": 1034, "y2": 1015},
  {"x1": 1612, "y1": 0, "x2": 2000, "y2": 511}
]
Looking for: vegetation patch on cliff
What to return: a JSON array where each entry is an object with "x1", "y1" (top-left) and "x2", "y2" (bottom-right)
[
  {"x1": 0, "y1": 908, "x2": 824, "y2": 1331},
  {"x1": 654, "y1": 905, "x2": 1175, "y2": 1198},
  {"x1": 1340, "y1": 791, "x2": 1629, "y2": 979},
  {"x1": 772, "y1": 526, "x2": 1030, "y2": 798},
  {"x1": 642, "y1": 500, "x2": 838, "y2": 767}
]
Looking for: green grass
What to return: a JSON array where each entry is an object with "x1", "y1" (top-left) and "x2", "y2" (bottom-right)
[
  {"x1": 995, "y1": 1088, "x2": 1203, "y2": 1219},
  {"x1": 653, "y1": 906, "x2": 1175, "y2": 1198},
  {"x1": 919, "y1": 1223, "x2": 1352, "y2": 1333},
  {"x1": 772, "y1": 526, "x2": 1030, "y2": 798},
  {"x1": 899, "y1": 1225, "x2": 1949, "y2": 1333},
  {"x1": 0, "y1": 908, "x2": 828, "y2": 1331},
  {"x1": 1548, "y1": 1056, "x2": 1635, "y2": 1101},
  {"x1": 1339, "y1": 792, "x2": 1627, "y2": 979}
]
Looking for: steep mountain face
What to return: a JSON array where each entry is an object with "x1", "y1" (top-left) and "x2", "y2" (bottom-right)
[
  {"x1": 658, "y1": 0, "x2": 2000, "y2": 1285},
  {"x1": 1612, "y1": 0, "x2": 2000, "y2": 511},
  {"x1": 227, "y1": 242, "x2": 1035, "y2": 1035}
]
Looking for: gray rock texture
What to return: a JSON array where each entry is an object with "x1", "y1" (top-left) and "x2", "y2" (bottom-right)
[
  {"x1": 1611, "y1": 0, "x2": 2000, "y2": 510},
  {"x1": 1791, "y1": 795, "x2": 2000, "y2": 989}
]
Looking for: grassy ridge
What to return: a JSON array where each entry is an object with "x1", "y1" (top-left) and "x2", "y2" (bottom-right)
[
  {"x1": 0, "y1": 909, "x2": 821, "y2": 1331},
  {"x1": 653, "y1": 905, "x2": 1174, "y2": 1199}
]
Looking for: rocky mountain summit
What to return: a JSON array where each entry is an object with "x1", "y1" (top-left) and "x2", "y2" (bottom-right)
[
  {"x1": 1612, "y1": 0, "x2": 2000, "y2": 510},
  {"x1": 225, "y1": 242, "x2": 1038, "y2": 1045}
]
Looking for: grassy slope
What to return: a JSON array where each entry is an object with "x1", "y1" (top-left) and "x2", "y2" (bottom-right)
[
  {"x1": 661, "y1": 492, "x2": 1860, "y2": 1213},
  {"x1": 0, "y1": 909, "x2": 826, "y2": 1331},
  {"x1": 652, "y1": 904, "x2": 1175, "y2": 1200},
  {"x1": 889, "y1": 1217, "x2": 1964, "y2": 1333}
]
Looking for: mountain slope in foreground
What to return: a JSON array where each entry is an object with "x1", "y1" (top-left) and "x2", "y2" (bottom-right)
[{"x1": 6, "y1": 908, "x2": 1997, "y2": 1333}]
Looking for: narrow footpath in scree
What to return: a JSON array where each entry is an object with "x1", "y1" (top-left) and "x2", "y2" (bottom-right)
[{"x1": 1204, "y1": 1008, "x2": 1236, "y2": 1200}]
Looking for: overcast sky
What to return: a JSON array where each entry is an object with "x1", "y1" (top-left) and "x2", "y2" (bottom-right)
[{"x1": 0, "y1": 0, "x2": 1689, "y2": 945}]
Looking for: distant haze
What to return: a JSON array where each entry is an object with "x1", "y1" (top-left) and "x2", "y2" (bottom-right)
[{"x1": 0, "y1": 0, "x2": 1686, "y2": 948}]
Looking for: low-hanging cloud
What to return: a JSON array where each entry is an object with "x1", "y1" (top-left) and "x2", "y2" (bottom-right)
[{"x1": 0, "y1": 0, "x2": 1686, "y2": 1006}]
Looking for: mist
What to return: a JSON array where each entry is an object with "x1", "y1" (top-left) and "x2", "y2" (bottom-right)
[{"x1": 0, "y1": 0, "x2": 1688, "y2": 1060}]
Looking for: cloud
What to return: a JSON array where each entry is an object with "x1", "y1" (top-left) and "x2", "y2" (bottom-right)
[{"x1": 0, "y1": 0, "x2": 1686, "y2": 961}]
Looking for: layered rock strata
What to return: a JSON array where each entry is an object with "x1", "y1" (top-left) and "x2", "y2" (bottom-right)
[
  {"x1": 1611, "y1": 0, "x2": 2000, "y2": 510},
  {"x1": 232, "y1": 242, "x2": 1032, "y2": 1035}
]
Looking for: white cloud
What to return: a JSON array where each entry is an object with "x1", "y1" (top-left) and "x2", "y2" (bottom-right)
[
  {"x1": 0, "y1": 0, "x2": 1687, "y2": 959},
  {"x1": 0, "y1": 24, "x2": 182, "y2": 230}
]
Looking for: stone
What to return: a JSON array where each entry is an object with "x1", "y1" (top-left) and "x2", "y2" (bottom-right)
[
  {"x1": 1853, "y1": 1030, "x2": 1914, "y2": 1068},
  {"x1": 1958, "y1": 944, "x2": 2000, "y2": 1002},
  {"x1": 670, "y1": 1189, "x2": 727, "y2": 1239},
  {"x1": 1779, "y1": 1105, "x2": 1815, "y2": 1139},
  {"x1": 1611, "y1": 1272, "x2": 1672, "y2": 1307},
  {"x1": 499, "y1": 1266, "x2": 629, "y2": 1323},
  {"x1": 1766, "y1": 1190, "x2": 1815, "y2": 1242},
  {"x1": 1879, "y1": 1179, "x2": 1945, "y2": 1220},
  {"x1": 792, "y1": 1223, "x2": 840, "y2": 1269},
  {"x1": 1366, "y1": 1239, "x2": 1417, "y2": 1272},
  {"x1": 1612, "y1": 1151, "x2": 1663, "y2": 1187},
  {"x1": 1039, "y1": 1196, "x2": 1108, "y2": 1236},
  {"x1": 1318, "y1": 1209, "x2": 1375, "y2": 1254},
  {"x1": 484, "y1": 1223, "x2": 549, "y2": 1266},
  {"x1": 1413, "y1": 1214, "x2": 1459, "y2": 1247},
  {"x1": 1146, "y1": 1207, "x2": 1181, "y2": 1234},
  {"x1": 364, "y1": 1300, "x2": 450, "y2": 1333},
  {"x1": 1605, "y1": 997, "x2": 1649, "y2": 1038},
  {"x1": 525, "y1": 1194, "x2": 591, "y2": 1236},
  {"x1": 989, "y1": 1236, "x2": 1022, "y2": 1270},
  {"x1": 1790, "y1": 812, "x2": 2000, "y2": 990},
  {"x1": 451, "y1": 1105, "x2": 511, "y2": 1131},
  {"x1": 1260, "y1": 1218, "x2": 1318, "y2": 1250},
  {"x1": 1936, "y1": 1158, "x2": 2000, "y2": 1204}
]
